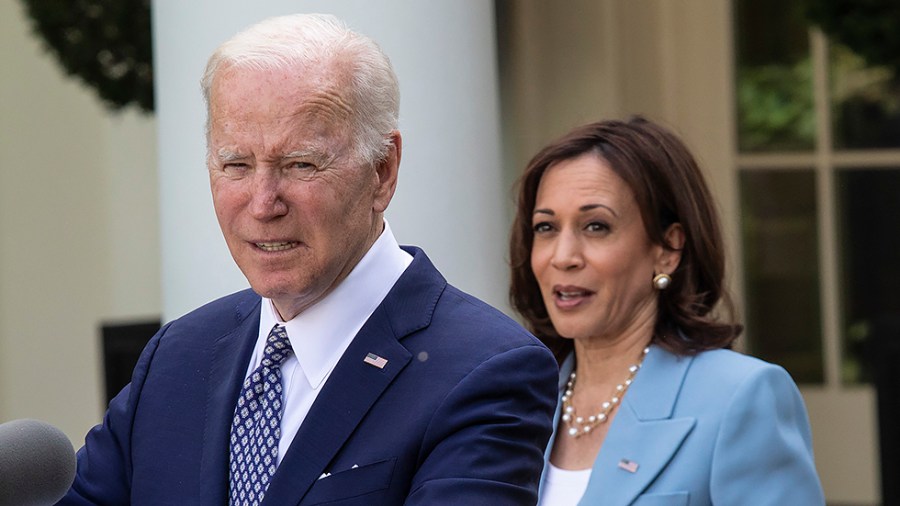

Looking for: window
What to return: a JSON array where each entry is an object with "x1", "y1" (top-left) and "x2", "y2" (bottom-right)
[{"x1": 734, "y1": 0, "x2": 900, "y2": 385}]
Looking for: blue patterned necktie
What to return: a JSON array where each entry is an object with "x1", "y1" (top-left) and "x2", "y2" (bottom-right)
[{"x1": 229, "y1": 324, "x2": 294, "y2": 506}]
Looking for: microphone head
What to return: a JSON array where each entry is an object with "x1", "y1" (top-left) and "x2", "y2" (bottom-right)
[{"x1": 0, "y1": 419, "x2": 76, "y2": 506}]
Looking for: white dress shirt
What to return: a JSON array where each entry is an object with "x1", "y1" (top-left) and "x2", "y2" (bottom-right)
[{"x1": 243, "y1": 221, "x2": 412, "y2": 464}]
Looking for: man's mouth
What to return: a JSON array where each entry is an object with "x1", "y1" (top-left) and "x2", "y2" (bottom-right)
[{"x1": 254, "y1": 241, "x2": 299, "y2": 252}]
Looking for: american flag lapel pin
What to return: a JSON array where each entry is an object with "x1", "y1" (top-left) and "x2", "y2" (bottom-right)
[
  {"x1": 618, "y1": 459, "x2": 639, "y2": 473},
  {"x1": 363, "y1": 352, "x2": 388, "y2": 369}
]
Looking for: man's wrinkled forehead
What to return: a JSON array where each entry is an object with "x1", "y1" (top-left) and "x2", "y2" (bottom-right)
[{"x1": 209, "y1": 59, "x2": 356, "y2": 127}]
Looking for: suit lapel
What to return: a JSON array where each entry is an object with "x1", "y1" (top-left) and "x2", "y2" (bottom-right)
[
  {"x1": 581, "y1": 347, "x2": 696, "y2": 506},
  {"x1": 198, "y1": 293, "x2": 262, "y2": 503},
  {"x1": 261, "y1": 247, "x2": 443, "y2": 506}
]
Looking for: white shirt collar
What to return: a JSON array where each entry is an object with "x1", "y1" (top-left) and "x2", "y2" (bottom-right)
[{"x1": 256, "y1": 220, "x2": 412, "y2": 389}]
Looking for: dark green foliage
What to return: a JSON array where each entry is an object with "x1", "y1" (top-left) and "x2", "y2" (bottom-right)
[
  {"x1": 20, "y1": 0, "x2": 154, "y2": 113},
  {"x1": 804, "y1": 0, "x2": 900, "y2": 80}
]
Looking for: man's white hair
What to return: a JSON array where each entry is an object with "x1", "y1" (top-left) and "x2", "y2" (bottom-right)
[{"x1": 201, "y1": 13, "x2": 400, "y2": 165}]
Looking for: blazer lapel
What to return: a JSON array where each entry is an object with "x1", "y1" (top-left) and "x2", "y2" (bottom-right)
[
  {"x1": 261, "y1": 247, "x2": 442, "y2": 505},
  {"x1": 538, "y1": 354, "x2": 573, "y2": 496},
  {"x1": 198, "y1": 293, "x2": 262, "y2": 503},
  {"x1": 581, "y1": 347, "x2": 696, "y2": 506}
]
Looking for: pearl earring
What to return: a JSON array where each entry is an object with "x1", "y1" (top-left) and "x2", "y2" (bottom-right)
[{"x1": 652, "y1": 273, "x2": 671, "y2": 290}]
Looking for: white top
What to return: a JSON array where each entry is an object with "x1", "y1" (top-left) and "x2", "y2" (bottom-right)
[
  {"x1": 539, "y1": 462, "x2": 592, "y2": 506},
  {"x1": 245, "y1": 221, "x2": 413, "y2": 464}
]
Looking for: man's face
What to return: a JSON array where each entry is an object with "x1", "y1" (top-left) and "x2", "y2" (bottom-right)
[{"x1": 207, "y1": 63, "x2": 395, "y2": 320}]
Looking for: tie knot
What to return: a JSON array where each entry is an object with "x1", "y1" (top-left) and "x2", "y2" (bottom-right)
[{"x1": 261, "y1": 325, "x2": 293, "y2": 367}]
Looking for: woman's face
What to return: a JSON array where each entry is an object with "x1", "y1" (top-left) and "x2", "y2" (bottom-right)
[{"x1": 530, "y1": 153, "x2": 669, "y2": 343}]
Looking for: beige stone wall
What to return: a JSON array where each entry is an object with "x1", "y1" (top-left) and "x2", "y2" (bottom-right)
[{"x1": 0, "y1": 1, "x2": 161, "y2": 443}]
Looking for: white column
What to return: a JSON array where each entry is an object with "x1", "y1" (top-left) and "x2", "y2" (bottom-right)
[{"x1": 153, "y1": 1, "x2": 508, "y2": 320}]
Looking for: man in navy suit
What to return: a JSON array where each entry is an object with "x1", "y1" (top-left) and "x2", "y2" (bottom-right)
[{"x1": 60, "y1": 13, "x2": 558, "y2": 505}]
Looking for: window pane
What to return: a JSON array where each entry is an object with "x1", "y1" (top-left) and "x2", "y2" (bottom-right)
[
  {"x1": 830, "y1": 44, "x2": 900, "y2": 149},
  {"x1": 734, "y1": 0, "x2": 814, "y2": 152},
  {"x1": 740, "y1": 170, "x2": 823, "y2": 383},
  {"x1": 837, "y1": 169, "x2": 900, "y2": 384}
]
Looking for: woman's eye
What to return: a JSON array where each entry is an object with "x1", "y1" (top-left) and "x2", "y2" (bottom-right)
[
  {"x1": 533, "y1": 222, "x2": 553, "y2": 233},
  {"x1": 586, "y1": 222, "x2": 609, "y2": 232}
]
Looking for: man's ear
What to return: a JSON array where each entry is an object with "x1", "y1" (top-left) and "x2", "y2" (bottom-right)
[
  {"x1": 373, "y1": 130, "x2": 401, "y2": 213},
  {"x1": 657, "y1": 222, "x2": 685, "y2": 275}
]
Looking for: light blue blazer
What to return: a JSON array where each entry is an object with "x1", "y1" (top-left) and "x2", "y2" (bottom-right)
[{"x1": 541, "y1": 345, "x2": 825, "y2": 505}]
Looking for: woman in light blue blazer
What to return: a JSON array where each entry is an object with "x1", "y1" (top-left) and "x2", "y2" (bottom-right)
[{"x1": 509, "y1": 117, "x2": 825, "y2": 505}]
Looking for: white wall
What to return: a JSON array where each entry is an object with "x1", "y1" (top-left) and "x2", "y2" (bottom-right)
[
  {"x1": 153, "y1": 1, "x2": 508, "y2": 321},
  {"x1": 0, "y1": 1, "x2": 160, "y2": 442}
]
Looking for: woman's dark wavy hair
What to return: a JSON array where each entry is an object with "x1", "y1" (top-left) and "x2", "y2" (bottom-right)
[{"x1": 509, "y1": 116, "x2": 742, "y2": 363}]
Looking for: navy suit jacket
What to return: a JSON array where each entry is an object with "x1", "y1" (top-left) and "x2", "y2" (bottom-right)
[
  {"x1": 541, "y1": 346, "x2": 825, "y2": 505},
  {"x1": 61, "y1": 247, "x2": 559, "y2": 505}
]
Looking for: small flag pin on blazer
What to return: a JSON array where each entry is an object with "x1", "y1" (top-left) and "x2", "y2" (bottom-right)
[
  {"x1": 363, "y1": 352, "x2": 388, "y2": 369},
  {"x1": 618, "y1": 459, "x2": 639, "y2": 473}
]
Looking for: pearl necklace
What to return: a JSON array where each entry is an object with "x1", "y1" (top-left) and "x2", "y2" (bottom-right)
[{"x1": 561, "y1": 346, "x2": 650, "y2": 438}]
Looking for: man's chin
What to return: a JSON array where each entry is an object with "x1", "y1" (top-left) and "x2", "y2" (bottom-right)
[
  {"x1": 249, "y1": 283, "x2": 298, "y2": 301},
  {"x1": 249, "y1": 283, "x2": 320, "y2": 320}
]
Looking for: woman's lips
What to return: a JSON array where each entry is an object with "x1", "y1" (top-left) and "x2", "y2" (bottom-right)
[{"x1": 553, "y1": 285, "x2": 595, "y2": 309}]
